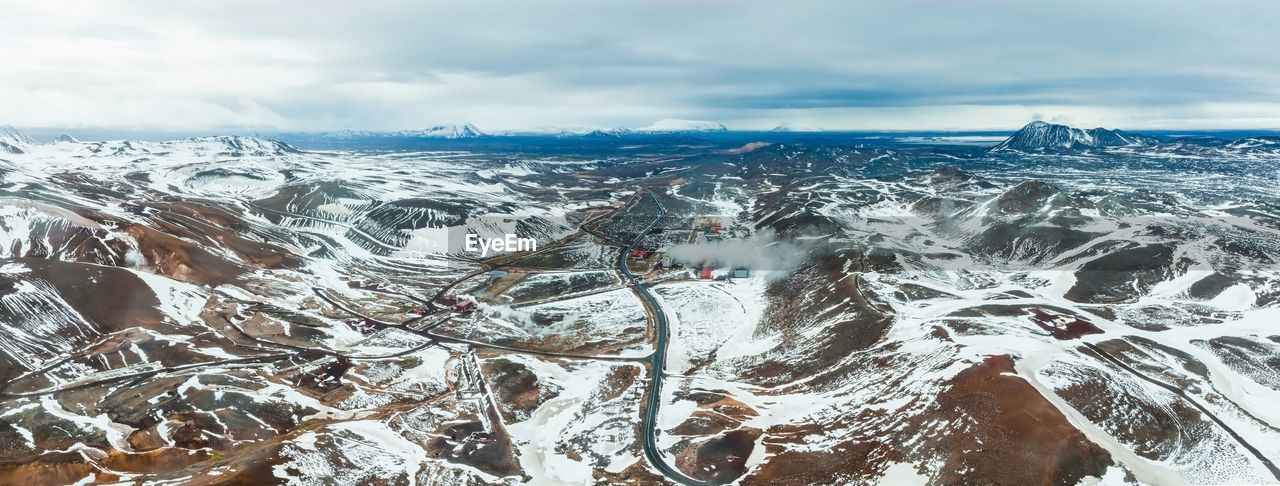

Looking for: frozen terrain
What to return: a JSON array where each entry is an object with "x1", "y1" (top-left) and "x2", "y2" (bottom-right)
[{"x1": 1, "y1": 122, "x2": 1279, "y2": 485}]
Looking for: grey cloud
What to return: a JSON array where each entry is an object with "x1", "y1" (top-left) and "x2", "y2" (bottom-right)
[{"x1": 2, "y1": 0, "x2": 1279, "y2": 131}]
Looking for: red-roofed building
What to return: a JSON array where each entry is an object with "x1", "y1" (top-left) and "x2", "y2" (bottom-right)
[{"x1": 454, "y1": 298, "x2": 476, "y2": 313}]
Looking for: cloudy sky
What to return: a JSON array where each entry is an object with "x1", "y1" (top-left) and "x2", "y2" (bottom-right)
[{"x1": 3, "y1": 0, "x2": 1279, "y2": 132}]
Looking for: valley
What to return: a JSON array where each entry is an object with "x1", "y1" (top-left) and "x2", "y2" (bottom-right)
[{"x1": 2, "y1": 123, "x2": 1279, "y2": 485}]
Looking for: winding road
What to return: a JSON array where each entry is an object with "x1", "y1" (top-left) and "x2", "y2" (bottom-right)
[
  {"x1": 314, "y1": 187, "x2": 702, "y2": 483},
  {"x1": 614, "y1": 190, "x2": 705, "y2": 486},
  {"x1": 4, "y1": 189, "x2": 705, "y2": 483}
]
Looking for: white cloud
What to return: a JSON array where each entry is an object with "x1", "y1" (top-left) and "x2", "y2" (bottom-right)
[{"x1": 2, "y1": 0, "x2": 1279, "y2": 131}]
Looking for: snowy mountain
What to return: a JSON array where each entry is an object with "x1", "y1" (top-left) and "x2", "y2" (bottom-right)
[
  {"x1": 1225, "y1": 136, "x2": 1280, "y2": 151},
  {"x1": 636, "y1": 119, "x2": 728, "y2": 133},
  {"x1": 397, "y1": 123, "x2": 485, "y2": 138},
  {"x1": 163, "y1": 135, "x2": 299, "y2": 155},
  {"x1": 8, "y1": 135, "x2": 298, "y2": 163},
  {"x1": 991, "y1": 121, "x2": 1158, "y2": 152},
  {"x1": 0, "y1": 126, "x2": 36, "y2": 154},
  {"x1": 319, "y1": 123, "x2": 486, "y2": 140},
  {"x1": 276, "y1": 124, "x2": 488, "y2": 147},
  {"x1": 0, "y1": 129, "x2": 296, "y2": 159},
  {"x1": 487, "y1": 125, "x2": 621, "y2": 137},
  {"x1": 582, "y1": 127, "x2": 634, "y2": 138}
]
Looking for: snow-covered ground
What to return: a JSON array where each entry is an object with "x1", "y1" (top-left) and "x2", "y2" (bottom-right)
[{"x1": 653, "y1": 276, "x2": 772, "y2": 373}]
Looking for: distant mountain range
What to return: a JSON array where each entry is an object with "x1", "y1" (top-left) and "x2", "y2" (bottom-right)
[
  {"x1": 635, "y1": 119, "x2": 728, "y2": 133},
  {"x1": 311, "y1": 123, "x2": 486, "y2": 140},
  {"x1": 5, "y1": 121, "x2": 1280, "y2": 158},
  {"x1": 991, "y1": 121, "x2": 1160, "y2": 152},
  {"x1": 253, "y1": 119, "x2": 734, "y2": 147},
  {"x1": 0, "y1": 126, "x2": 298, "y2": 158}
]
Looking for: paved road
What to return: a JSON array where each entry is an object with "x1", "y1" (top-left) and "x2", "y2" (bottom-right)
[
  {"x1": 4, "y1": 189, "x2": 697, "y2": 484},
  {"x1": 615, "y1": 190, "x2": 705, "y2": 486}
]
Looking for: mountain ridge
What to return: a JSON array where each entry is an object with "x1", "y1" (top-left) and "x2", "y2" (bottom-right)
[
  {"x1": 322, "y1": 123, "x2": 486, "y2": 139},
  {"x1": 991, "y1": 120, "x2": 1160, "y2": 152},
  {"x1": 636, "y1": 118, "x2": 728, "y2": 133},
  {"x1": 1, "y1": 125, "x2": 37, "y2": 154}
]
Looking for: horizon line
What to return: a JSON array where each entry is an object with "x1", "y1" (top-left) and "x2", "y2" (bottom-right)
[{"x1": 9, "y1": 123, "x2": 1280, "y2": 138}]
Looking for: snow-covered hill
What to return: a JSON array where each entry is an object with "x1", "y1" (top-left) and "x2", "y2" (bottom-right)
[
  {"x1": 582, "y1": 127, "x2": 634, "y2": 138},
  {"x1": 28, "y1": 135, "x2": 299, "y2": 160},
  {"x1": 991, "y1": 120, "x2": 1158, "y2": 152},
  {"x1": 0, "y1": 126, "x2": 36, "y2": 154},
  {"x1": 318, "y1": 123, "x2": 486, "y2": 140},
  {"x1": 636, "y1": 119, "x2": 728, "y2": 133},
  {"x1": 397, "y1": 123, "x2": 485, "y2": 138}
]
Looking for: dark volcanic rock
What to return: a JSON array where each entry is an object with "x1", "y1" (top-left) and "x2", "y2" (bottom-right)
[
  {"x1": 1188, "y1": 272, "x2": 1238, "y2": 299},
  {"x1": 683, "y1": 428, "x2": 761, "y2": 484},
  {"x1": 971, "y1": 223, "x2": 1100, "y2": 263},
  {"x1": 926, "y1": 165, "x2": 972, "y2": 184},
  {"x1": 1066, "y1": 244, "x2": 1178, "y2": 303},
  {"x1": 996, "y1": 180, "x2": 1061, "y2": 214},
  {"x1": 992, "y1": 121, "x2": 1158, "y2": 152},
  {"x1": 484, "y1": 358, "x2": 560, "y2": 422}
]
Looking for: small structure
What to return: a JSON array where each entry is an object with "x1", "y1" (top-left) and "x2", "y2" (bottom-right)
[
  {"x1": 453, "y1": 294, "x2": 478, "y2": 314},
  {"x1": 630, "y1": 250, "x2": 649, "y2": 260},
  {"x1": 346, "y1": 318, "x2": 382, "y2": 334}
]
